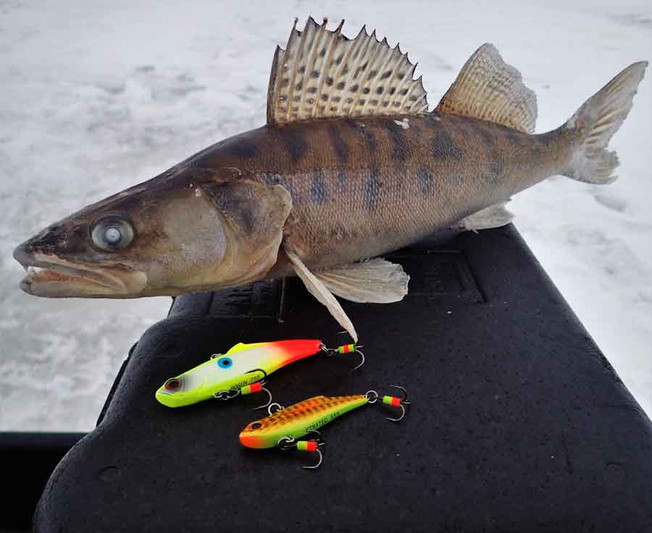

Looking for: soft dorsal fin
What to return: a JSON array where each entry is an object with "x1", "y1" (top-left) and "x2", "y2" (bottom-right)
[
  {"x1": 436, "y1": 43, "x2": 537, "y2": 133},
  {"x1": 267, "y1": 18, "x2": 429, "y2": 126}
]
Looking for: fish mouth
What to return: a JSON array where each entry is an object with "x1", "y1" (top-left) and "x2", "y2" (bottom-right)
[{"x1": 14, "y1": 248, "x2": 146, "y2": 298}]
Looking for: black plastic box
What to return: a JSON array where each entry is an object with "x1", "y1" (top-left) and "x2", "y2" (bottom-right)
[{"x1": 28, "y1": 226, "x2": 652, "y2": 532}]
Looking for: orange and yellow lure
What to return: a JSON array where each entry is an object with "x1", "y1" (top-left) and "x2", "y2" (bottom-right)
[{"x1": 239, "y1": 387, "x2": 410, "y2": 469}]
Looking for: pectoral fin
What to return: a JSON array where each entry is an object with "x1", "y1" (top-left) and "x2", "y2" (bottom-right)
[
  {"x1": 456, "y1": 202, "x2": 514, "y2": 232},
  {"x1": 284, "y1": 246, "x2": 358, "y2": 342},
  {"x1": 315, "y1": 259, "x2": 409, "y2": 303}
]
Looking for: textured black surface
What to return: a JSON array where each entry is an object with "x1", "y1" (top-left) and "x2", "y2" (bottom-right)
[
  {"x1": 1, "y1": 432, "x2": 84, "y2": 530},
  {"x1": 34, "y1": 226, "x2": 652, "y2": 532}
]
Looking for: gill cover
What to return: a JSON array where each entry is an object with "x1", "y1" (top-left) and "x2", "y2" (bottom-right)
[{"x1": 196, "y1": 170, "x2": 293, "y2": 289}]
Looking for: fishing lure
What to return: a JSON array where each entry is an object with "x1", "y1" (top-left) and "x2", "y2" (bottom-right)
[
  {"x1": 155, "y1": 339, "x2": 364, "y2": 408},
  {"x1": 239, "y1": 386, "x2": 410, "y2": 469}
]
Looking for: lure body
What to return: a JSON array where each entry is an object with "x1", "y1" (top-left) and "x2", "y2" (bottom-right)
[
  {"x1": 155, "y1": 339, "x2": 322, "y2": 408},
  {"x1": 239, "y1": 394, "x2": 368, "y2": 449}
]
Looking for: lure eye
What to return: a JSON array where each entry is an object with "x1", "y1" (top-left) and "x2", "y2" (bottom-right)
[
  {"x1": 91, "y1": 216, "x2": 134, "y2": 252},
  {"x1": 164, "y1": 378, "x2": 182, "y2": 392},
  {"x1": 216, "y1": 357, "x2": 233, "y2": 369},
  {"x1": 251, "y1": 422, "x2": 263, "y2": 430}
]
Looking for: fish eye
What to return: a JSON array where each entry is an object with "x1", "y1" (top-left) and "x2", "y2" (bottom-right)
[
  {"x1": 91, "y1": 216, "x2": 134, "y2": 252},
  {"x1": 216, "y1": 357, "x2": 233, "y2": 369},
  {"x1": 164, "y1": 378, "x2": 182, "y2": 392},
  {"x1": 251, "y1": 422, "x2": 262, "y2": 430}
]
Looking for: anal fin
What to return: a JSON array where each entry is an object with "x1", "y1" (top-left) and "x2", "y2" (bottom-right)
[
  {"x1": 284, "y1": 246, "x2": 358, "y2": 342},
  {"x1": 315, "y1": 258, "x2": 409, "y2": 303},
  {"x1": 456, "y1": 202, "x2": 514, "y2": 232}
]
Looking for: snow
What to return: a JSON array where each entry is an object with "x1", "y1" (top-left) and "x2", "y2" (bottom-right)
[{"x1": 0, "y1": 0, "x2": 650, "y2": 430}]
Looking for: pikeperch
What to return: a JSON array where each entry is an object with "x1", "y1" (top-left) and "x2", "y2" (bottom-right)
[{"x1": 13, "y1": 18, "x2": 648, "y2": 341}]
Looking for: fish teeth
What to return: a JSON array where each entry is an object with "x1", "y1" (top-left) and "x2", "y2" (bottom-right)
[{"x1": 26, "y1": 266, "x2": 45, "y2": 278}]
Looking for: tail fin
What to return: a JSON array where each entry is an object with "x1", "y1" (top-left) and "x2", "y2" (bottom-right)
[{"x1": 563, "y1": 61, "x2": 647, "y2": 184}]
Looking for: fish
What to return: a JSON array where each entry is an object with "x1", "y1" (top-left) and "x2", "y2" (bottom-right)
[{"x1": 13, "y1": 18, "x2": 648, "y2": 341}]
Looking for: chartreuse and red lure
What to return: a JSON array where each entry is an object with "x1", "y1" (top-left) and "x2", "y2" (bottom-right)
[
  {"x1": 155, "y1": 340, "x2": 363, "y2": 408},
  {"x1": 239, "y1": 386, "x2": 410, "y2": 469}
]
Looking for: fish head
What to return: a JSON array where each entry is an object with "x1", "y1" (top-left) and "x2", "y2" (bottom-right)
[{"x1": 13, "y1": 167, "x2": 293, "y2": 298}]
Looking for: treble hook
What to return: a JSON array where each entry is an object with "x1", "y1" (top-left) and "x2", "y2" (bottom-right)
[
  {"x1": 279, "y1": 432, "x2": 325, "y2": 470},
  {"x1": 384, "y1": 385, "x2": 411, "y2": 423},
  {"x1": 321, "y1": 343, "x2": 365, "y2": 371},
  {"x1": 386, "y1": 404, "x2": 407, "y2": 423},
  {"x1": 391, "y1": 385, "x2": 411, "y2": 404},
  {"x1": 242, "y1": 369, "x2": 273, "y2": 411},
  {"x1": 302, "y1": 446, "x2": 323, "y2": 470},
  {"x1": 352, "y1": 348, "x2": 365, "y2": 371},
  {"x1": 304, "y1": 429, "x2": 324, "y2": 443},
  {"x1": 252, "y1": 385, "x2": 273, "y2": 410}
]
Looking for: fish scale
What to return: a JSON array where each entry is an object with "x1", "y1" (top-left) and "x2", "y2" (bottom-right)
[{"x1": 196, "y1": 113, "x2": 568, "y2": 271}]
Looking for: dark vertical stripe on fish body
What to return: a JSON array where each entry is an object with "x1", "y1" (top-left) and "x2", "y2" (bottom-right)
[
  {"x1": 475, "y1": 124, "x2": 502, "y2": 178},
  {"x1": 385, "y1": 121, "x2": 408, "y2": 163},
  {"x1": 417, "y1": 167, "x2": 433, "y2": 198},
  {"x1": 432, "y1": 131, "x2": 464, "y2": 160},
  {"x1": 504, "y1": 127, "x2": 525, "y2": 147},
  {"x1": 364, "y1": 172, "x2": 380, "y2": 210},
  {"x1": 336, "y1": 171, "x2": 347, "y2": 193},
  {"x1": 310, "y1": 170, "x2": 328, "y2": 204},
  {"x1": 328, "y1": 125, "x2": 349, "y2": 164},
  {"x1": 362, "y1": 129, "x2": 380, "y2": 210},
  {"x1": 281, "y1": 128, "x2": 308, "y2": 162}
]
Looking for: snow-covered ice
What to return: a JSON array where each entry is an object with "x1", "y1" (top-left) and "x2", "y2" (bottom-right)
[{"x1": 0, "y1": 0, "x2": 650, "y2": 430}]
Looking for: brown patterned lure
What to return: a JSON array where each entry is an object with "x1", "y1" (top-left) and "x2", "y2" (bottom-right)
[
  {"x1": 239, "y1": 387, "x2": 409, "y2": 468},
  {"x1": 13, "y1": 18, "x2": 648, "y2": 340},
  {"x1": 239, "y1": 394, "x2": 370, "y2": 450}
]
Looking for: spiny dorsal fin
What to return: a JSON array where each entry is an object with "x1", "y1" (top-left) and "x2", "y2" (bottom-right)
[
  {"x1": 267, "y1": 18, "x2": 428, "y2": 126},
  {"x1": 436, "y1": 43, "x2": 537, "y2": 133}
]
